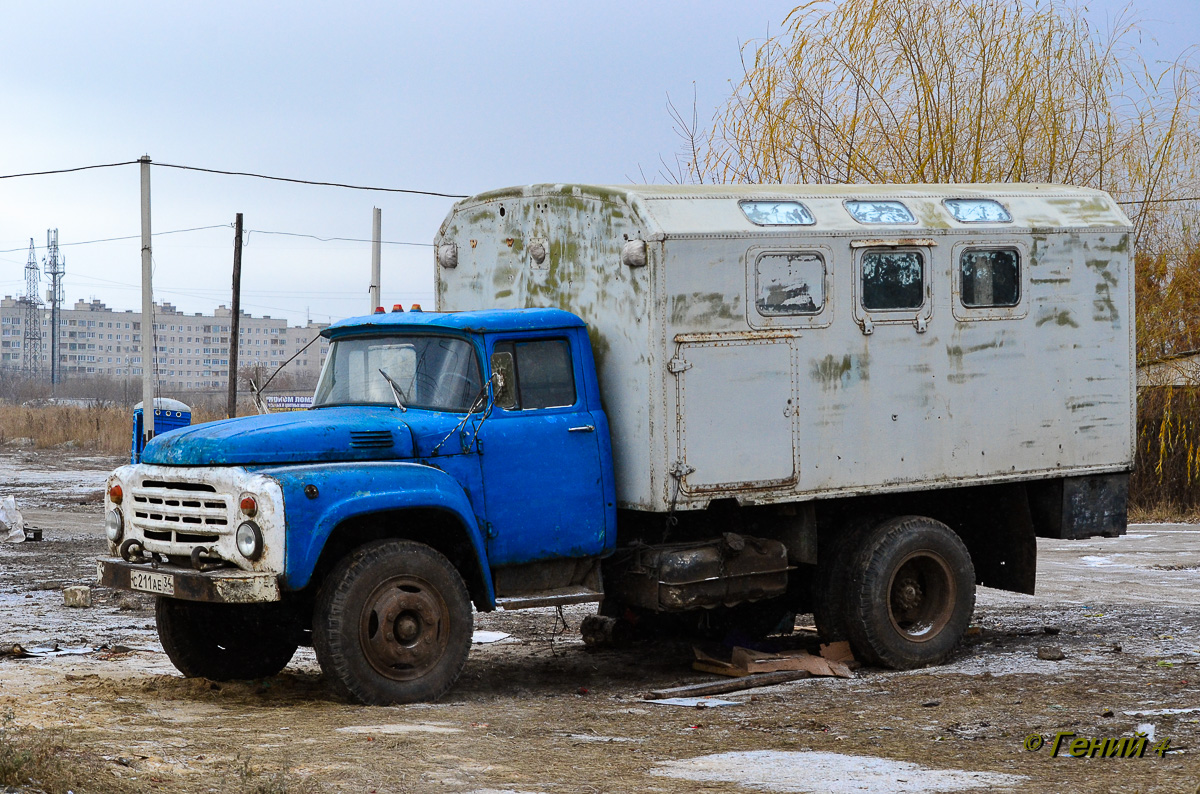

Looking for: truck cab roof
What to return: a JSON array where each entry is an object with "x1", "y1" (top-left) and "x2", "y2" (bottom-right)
[{"x1": 323, "y1": 307, "x2": 585, "y2": 338}]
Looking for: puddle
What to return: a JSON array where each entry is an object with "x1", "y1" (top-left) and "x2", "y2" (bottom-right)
[{"x1": 651, "y1": 750, "x2": 1026, "y2": 793}]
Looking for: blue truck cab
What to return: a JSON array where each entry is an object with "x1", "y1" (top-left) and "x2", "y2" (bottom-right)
[{"x1": 98, "y1": 307, "x2": 617, "y2": 703}]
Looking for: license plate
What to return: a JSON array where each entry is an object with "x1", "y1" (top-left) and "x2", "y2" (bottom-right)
[{"x1": 130, "y1": 570, "x2": 175, "y2": 596}]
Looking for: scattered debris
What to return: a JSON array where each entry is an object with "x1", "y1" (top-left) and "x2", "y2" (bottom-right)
[
  {"x1": 1037, "y1": 646, "x2": 1066, "y2": 661},
  {"x1": 580, "y1": 614, "x2": 633, "y2": 647},
  {"x1": 1043, "y1": 626, "x2": 1061, "y2": 635},
  {"x1": 646, "y1": 697, "x2": 740, "y2": 708},
  {"x1": 642, "y1": 670, "x2": 811, "y2": 700},
  {"x1": 471, "y1": 630, "x2": 511, "y2": 644},
  {"x1": 63, "y1": 585, "x2": 92, "y2": 608},
  {"x1": 1123, "y1": 707, "x2": 1200, "y2": 717},
  {"x1": 1, "y1": 495, "x2": 25, "y2": 543},
  {"x1": 336, "y1": 723, "x2": 463, "y2": 735},
  {"x1": 693, "y1": 646, "x2": 853, "y2": 679},
  {"x1": 922, "y1": 700, "x2": 941, "y2": 708},
  {"x1": 1136, "y1": 722, "x2": 1156, "y2": 742},
  {"x1": 1101, "y1": 708, "x2": 1114, "y2": 717},
  {"x1": 1, "y1": 643, "x2": 97, "y2": 659}
]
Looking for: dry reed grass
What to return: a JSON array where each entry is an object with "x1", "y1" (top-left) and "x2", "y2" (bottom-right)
[{"x1": 0, "y1": 403, "x2": 223, "y2": 456}]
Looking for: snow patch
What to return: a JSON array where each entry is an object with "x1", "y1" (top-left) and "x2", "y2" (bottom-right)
[{"x1": 651, "y1": 750, "x2": 1026, "y2": 793}]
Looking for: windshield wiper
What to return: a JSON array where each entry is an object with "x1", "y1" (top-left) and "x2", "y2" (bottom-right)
[{"x1": 377, "y1": 368, "x2": 409, "y2": 412}]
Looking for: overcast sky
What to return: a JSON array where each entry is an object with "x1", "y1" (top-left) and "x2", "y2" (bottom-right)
[{"x1": 0, "y1": 1, "x2": 1194, "y2": 327}]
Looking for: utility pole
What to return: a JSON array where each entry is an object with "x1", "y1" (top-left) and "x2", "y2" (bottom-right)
[
  {"x1": 369, "y1": 206, "x2": 381, "y2": 312},
  {"x1": 140, "y1": 155, "x2": 155, "y2": 441},
  {"x1": 227, "y1": 212, "x2": 243, "y2": 418}
]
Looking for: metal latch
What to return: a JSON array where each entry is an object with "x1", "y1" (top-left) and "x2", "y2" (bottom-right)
[
  {"x1": 861, "y1": 317, "x2": 874, "y2": 336},
  {"x1": 914, "y1": 316, "x2": 927, "y2": 333},
  {"x1": 667, "y1": 356, "x2": 692, "y2": 374}
]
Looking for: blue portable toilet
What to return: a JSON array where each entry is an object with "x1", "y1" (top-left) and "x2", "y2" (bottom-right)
[{"x1": 131, "y1": 398, "x2": 192, "y2": 463}]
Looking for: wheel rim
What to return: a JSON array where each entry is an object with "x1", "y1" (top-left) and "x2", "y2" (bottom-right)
[
  {"x1": 359, "y1": 575, "x2": 451, "y2": 681},
  {"x1": 885, "y1": 550, "x2": 956, "y2": 642}
]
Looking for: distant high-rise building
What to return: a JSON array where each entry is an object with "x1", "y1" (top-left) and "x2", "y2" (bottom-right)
[{"x1": 0, "y1": 296, "x2": 330, "y2": 391}]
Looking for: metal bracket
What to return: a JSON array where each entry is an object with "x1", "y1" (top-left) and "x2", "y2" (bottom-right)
[
  {"x1": 667, "y1": 356, "x2": 692, "y2": 374},
  {"x1": 861, "y1": 317, "x2": 874, "y2": 335},
  {"x1": 914, "y1": 316, "x2": 927, "y2": 333},
  {"x1": 670, "y1": 460, "x2": 695, "y2": 479}
]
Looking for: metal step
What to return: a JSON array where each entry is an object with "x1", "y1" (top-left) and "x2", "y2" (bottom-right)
[{"x1": 495, "y1": 586, "x2": 604, "y2": 610}]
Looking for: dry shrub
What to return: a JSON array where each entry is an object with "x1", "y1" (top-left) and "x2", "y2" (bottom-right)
[
  {"x1": 0, "y1": 711, "x2": 127, "y2": 794},
  {"x1": 0, "y1": 403, "x2": 224, "y2": 456}
]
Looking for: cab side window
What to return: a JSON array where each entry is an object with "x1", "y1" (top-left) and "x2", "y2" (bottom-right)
[{"x1": 493, "y1": 339, "x2": 577, "y2": 410}]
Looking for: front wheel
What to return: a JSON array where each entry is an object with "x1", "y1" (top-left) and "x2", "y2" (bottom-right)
[
  {"x1": 156, "y1": 598, "x2": 299, "y2": 680},
  {"x1": 313, "y1": 540, "x2": 473, "y2": 705},
  {"x1": 844, "y1": 516, "x2": 975, "y2": 669}
]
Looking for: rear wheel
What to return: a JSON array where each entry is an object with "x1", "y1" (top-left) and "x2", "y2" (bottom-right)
[
  {"x1": 156, "y1": 598, "x2": 299, "y2": 680},
  {"x1": 844, "y1": 516, "x2": 975, "y2": 669},
  {"x1": 313, "y1": 540, "x2": 472, "y2": 705},
  {"x1": 811, "y1": 516, "x2": 873, "y2": 643}
]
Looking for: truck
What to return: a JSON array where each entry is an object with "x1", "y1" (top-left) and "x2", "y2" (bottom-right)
[{"x1": 98, "y1": 183, "x2": 1134, "y2": 705}]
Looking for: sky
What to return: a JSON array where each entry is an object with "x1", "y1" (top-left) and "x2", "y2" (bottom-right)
[{"x1": 0, "y1": 0, "x2": 1195, "y2": 328}]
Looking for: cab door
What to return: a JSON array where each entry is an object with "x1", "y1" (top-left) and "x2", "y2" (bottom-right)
[{"x1": 477, "y1": 333, "x2": 608, "y2": 566}]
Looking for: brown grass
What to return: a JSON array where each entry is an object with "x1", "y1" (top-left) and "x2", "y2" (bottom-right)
[{"x1": 0, "y1": 403, "x2": 223, "y2": 456}]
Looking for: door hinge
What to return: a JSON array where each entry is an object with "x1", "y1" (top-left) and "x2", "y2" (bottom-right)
[
  {"x1": 668, "y1": 356, "x2": 692, "y2": 374},
  {"x1": 484, "y1": 521, "x2": 498, "y2": 539}
]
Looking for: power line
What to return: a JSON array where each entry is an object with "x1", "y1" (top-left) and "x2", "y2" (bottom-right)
[
  {"x1": 152, "y1": 161, "x2": 467, "y2": 198},
  {"x1": 0, "y1": 159, "x2": 467, "y2": 198},
  {"x1": 1, "y1": 223, "x2": 434, "y2": 253},
  {"x1": 245, "y1": 229, "x2": 433, "y2": 247},
  {"x1": 0, "y1": 225, "x2": 232, "y2": 254},
  {"x1": 1116, "y1": 196, "x2": 1200, "y2": 205},
  {"x1": 0, "y1": 161, "x2": 139, "y2": 180}
]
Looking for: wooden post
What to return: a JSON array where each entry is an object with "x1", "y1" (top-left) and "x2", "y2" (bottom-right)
[{"x1": 226, "y1": 213, "x2": 243, "y2": 418}]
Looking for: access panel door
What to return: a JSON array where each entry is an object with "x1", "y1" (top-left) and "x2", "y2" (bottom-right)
[
  {"x1": 478, "y1": 337, "x2": 608, "y2": 566},
  {"x1": 677, "y1": 339, "x2": 797, "y2": 493}
]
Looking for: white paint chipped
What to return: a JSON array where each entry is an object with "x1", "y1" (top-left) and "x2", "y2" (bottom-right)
[{"x1": 651, "y1": 750, "x2": 1026, "y2": 793}]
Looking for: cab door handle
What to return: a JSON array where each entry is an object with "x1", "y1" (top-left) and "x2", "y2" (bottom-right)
[{"x1": 568, "y1": 425, "x2": 595, "y2": 433}]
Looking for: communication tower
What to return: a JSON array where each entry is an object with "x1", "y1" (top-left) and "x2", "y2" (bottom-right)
[
  {"x1": 44, "y1": 229, "x2": 65, "y2": 386},
  {"x1": 22, "y1": 239, "x2": 44, "y2": 376}
]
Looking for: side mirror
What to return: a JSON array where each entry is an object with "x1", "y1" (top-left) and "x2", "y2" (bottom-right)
[{"x1": 490, "y1": 351, "x2": 517, "y2": 409}]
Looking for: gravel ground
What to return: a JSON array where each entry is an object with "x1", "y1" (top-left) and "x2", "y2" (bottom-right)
[{"x1": 0, "y1": 446, "x2": 1198, "y2": 794}]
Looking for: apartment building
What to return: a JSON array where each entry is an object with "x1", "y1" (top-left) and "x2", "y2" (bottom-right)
[{"x1": 0, "y1": 297, "x2": 329, "y2": 391}]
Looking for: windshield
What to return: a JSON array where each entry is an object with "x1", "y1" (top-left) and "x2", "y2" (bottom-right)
[{"x1": 312, "y1": 334, "x2": 483, "y2": 412}]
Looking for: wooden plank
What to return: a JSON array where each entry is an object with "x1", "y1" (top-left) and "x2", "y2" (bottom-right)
[{"x1": 642, "y1": 670, "x2": 812, "y2": 700}]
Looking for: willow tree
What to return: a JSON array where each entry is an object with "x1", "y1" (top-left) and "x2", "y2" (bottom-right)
[
  {"x1": 688, "y1": 0, "x2": 1200, "y2": 505},
  {"x1": 696, "y1": 0, "x2": 1196, "y2": 246}
]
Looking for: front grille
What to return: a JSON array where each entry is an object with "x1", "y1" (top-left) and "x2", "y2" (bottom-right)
[
  {"x1": 350, "y1": 430, "x2": 394, "y2": 449},
  {"x1": 131, "y1": 480, "x2": 231, "y2": 543}
]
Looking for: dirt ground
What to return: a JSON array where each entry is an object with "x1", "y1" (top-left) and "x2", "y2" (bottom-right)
[{"x1": 1, "y1": 446, "x2": 1198, "y2": 794}]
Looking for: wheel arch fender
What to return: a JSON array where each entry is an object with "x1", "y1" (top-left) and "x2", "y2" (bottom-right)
[{"x1": 264, "y1": 462, "x2": 495, "y2": 609}]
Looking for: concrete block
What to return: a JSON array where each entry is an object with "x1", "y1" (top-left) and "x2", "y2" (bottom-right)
[{"x1": 63, "y1": 585, "x2": 92, "y2": 608}]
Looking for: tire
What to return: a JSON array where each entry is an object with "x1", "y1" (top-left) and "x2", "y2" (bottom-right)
[
  {"x1": 811, "y1": 516, "x2": 873, "y2": 643},
  {"x1": 156, "y1": 598, "x2": 299, "y2": 681},
  {"x1": 844, "y1": 516, "x2": 976, "y2": 669},
  {"x1": 313, "y1": 540, "x2": 472, "y2": 705}
]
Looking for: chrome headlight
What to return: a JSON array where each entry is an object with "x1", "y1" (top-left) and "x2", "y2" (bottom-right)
[
  {"x1": 105, "y1": 508, "x2": 124, "y2": 543},
  {"x1": 235, "y1": 521, "x2": 263, "y2": 561}
]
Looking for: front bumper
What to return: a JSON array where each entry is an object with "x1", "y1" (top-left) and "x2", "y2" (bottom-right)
[{"x1": 97, "y1": 558, "x2": 281, "y2": 603}]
